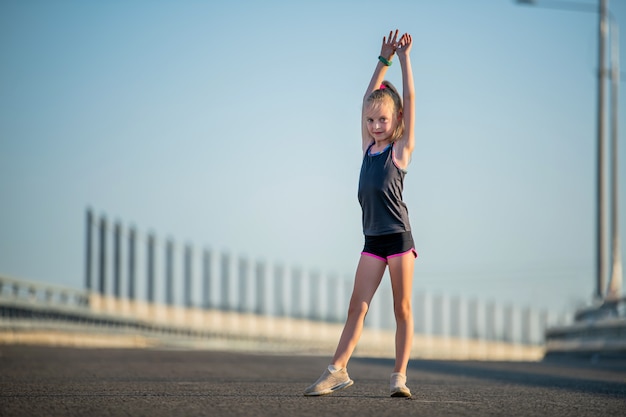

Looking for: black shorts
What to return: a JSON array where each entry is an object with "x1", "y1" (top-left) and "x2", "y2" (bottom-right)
[{"x1": 362, "y1": 231, "x2": 418, "y2": 262}]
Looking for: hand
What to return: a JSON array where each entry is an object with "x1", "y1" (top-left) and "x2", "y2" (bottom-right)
[
  {"x1": 380, "y1": 29, "x2": 399, "y2": 61},
  {"x1": 396, "y1": 33, "x2": 412, "y2": 59}
]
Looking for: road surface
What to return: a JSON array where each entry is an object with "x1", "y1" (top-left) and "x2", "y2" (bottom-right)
[{"x1": 0, "y1": 345, "x2": 624, "y2": 416}]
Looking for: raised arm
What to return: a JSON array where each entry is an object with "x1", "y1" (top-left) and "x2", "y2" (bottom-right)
[
  {"x1": 361, "y1": 30, "x2": 399, "y2": 152},
  {"x1": 394, "y1": 33, "x2": 415, "y2": 169}
]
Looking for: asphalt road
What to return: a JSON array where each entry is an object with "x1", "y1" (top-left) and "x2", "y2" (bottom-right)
[{"x1": 0, "y1": 345, "x2": 625, "y2": 417}]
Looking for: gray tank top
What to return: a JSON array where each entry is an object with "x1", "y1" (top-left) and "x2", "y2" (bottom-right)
[{"x1": 357, "y1": 142, "x2": 411, "y2": 236}]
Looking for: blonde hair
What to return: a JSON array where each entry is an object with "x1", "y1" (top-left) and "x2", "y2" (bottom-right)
[{"x1": 365, "y1": 80, "x2": 404, "y2": 142}]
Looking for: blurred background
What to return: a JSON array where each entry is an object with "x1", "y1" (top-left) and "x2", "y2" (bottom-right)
[{"x1": 1, "y1": 0, "x2": 625, "y2": 317}]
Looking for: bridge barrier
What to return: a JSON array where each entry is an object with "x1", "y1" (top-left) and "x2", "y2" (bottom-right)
[
  {"x1": 81, "y1": 208, "x2": 569, "y2": 347},
  {"x1": 544, "y1": 297, "x2": 626, "y2": 358},
  {"x1": 0, "y1": 207, "x2": 577, "y2": 359},
  {"x1": 0, "y1": 274, "x2": 545, "y2": 360}
]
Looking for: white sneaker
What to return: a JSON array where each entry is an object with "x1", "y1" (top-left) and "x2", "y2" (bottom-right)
[
  {"x1": 390, "y1": 372, "x2": 411, "y2": 397},
  {"x1": 304, "y1": 367, "x2": 354, "y2": 396}
]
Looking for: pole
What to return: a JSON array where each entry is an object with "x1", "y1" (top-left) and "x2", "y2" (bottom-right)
[
  {"x1": 147, "y1": 233, "x2": 156, "y2": 303},
  {"x1": 203, "y1": 249, "x2": 212, "y2": 309},
  {"x1": 128, "y1": 227, "x2": 136, "y2": 301},
  {"x1": 184, "y1": 244, "x2": 193, "y2": 308},
  {"x1": 98, "y1": 215, "x2": 107, "y2": 295},
  {"x1": 608, "y1": 19, "x2": 622, "y2": 299},
  {"x1": 596, "y1": 0, "x2": 608, "y2": 301},
  {"x1": 85, "y1": 208, "x2": 93, "y2": 292},
  {"x1": 113, "y1": 221, "x2": 121, "y2": 298},
  {"x1": 165, "y1": 239, "x2": 174, "y2": 305},
  {"x1": 221, "y1": 253, "x2": 230, "y2": 310}
]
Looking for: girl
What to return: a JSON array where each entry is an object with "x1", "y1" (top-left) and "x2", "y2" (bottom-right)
[{"x1": 304, "y1": 29, "x2": 416, "y2": 398}]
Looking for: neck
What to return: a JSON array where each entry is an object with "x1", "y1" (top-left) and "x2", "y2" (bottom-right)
[
  {"x1": 369, "y1": 139, "x2": 392, "y2": 155},
  {"x1": 372, "y1": 138, "x2": 392, "y2": 150}
]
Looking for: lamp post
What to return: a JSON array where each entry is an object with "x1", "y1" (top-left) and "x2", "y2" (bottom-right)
[
  {"x1": 608, "y1": 20, "x2": 622, "y2": 300},
  {"x1": 597, "y1": 0, "x2": 609, "y2": 302},
  {"x1": 516, "y1": 0, "x2": 621, "y2": 302}
]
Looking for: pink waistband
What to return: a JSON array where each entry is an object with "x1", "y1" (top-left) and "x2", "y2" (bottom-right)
[{"x1": 361, "y1": 248, "x2": 418, "y2": 263}]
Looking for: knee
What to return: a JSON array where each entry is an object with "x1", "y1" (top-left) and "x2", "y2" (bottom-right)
[
  {"x1": 394, "y1": 300, "x2": 412, "y2": 322},
  {"x1": 347, "y1": 299, "x2": 369, "y2": 319}
]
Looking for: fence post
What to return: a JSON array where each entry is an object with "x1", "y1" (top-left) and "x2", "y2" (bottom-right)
[
  {"x1": 98, "y1": 215, "x2": 107, "y2": 295},
  {"x1": 309, "y1": 270, "x2": 322, "y2": 321},
  {"x1": 165, "y1": 239, "x2": 174, "y2": 305},
  {"x1": 343, "y1": 275, "x2": 352, "y2": 320},
  {"x1": 450, "y1": 296, "x2": 459, "y2": 338},
  {"x1": 220, "y1": 252, "x2": 231, "y2": 311},
  {"x1": 468, "y1": 298, "x2": 484, "y2": 340},
  {"x1": 460, "y1": 297, "x2": 470, "y2": 340},
  {"x1": 538, "y1": 310, "x2": 551, "y2": 343},
  {"x1": 203, "y1": 248, "x2": 216, "y2": 309},
  {"x1": 494, "y1": 302, "x2": 506, "y2": 342},
  {"x1": 184, "y1": 243, "x2": 193, "y2": 308},
  {"x1": 485, "y1": 301, "x2": 496, "y2": 341},
  {"x1": 255, "y1": 260, "x2": 267, "y2": 315},
  {"x1": 326, "y1": 273, "x2": 340, "y2": 323},
  {"x1": 415, "y1": 292, "x2": 433, "y2": 336},
  {"x1": 522, "y1": 307, "x2": 536, "y2": 345},
  {"x1": 274, "y1": 264, "x2": 286, "y2": 317},
  {"x1": 85, "y1": 208, "x2": 93, "y2": 292},
  {"x1": 128, "y1": 226, "x2": 136, "y2": 301},
  {"x1": 290, "y1": 267, "x2": 303, "y2": 318},
  {"x1": 433, "y1": 294, "x2": 450, "y2": 337},
  {"x1": 380, "y1": 285, "x2": 394, "y2": 330},
  {"x1": 238, "y1": 256, "x2": 251, "y2": 313},
  {"x1": 113, "y1": 221, "x2": 122, "y2": 299},
  {"x1": 504, "y1": 305, "x2": 522, "y2": 344},
  {"x1": 265, "y1": 263, "x2": 275, "y2": 316},
  {"x1": 147, "y1": 233, "x2": 156, "y2": 303}
]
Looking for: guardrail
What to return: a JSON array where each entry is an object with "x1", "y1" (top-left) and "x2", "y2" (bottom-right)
[
  {"x1": 0, "y1": 275, "x2": 89, "y2": 315},
  {"x1": 0, "y1": 274, "x2": 549, "y2": 360},
  {"x1": 81, "y1": 208, "x2": 569, "y2": 347},
  {"x1": 0, "y1": 207, "x2": 578, "y2": 358},
  {"x1": 544, "y1": 297, "x2": 626, "y2": 358},
  {"x1": 2, "y1": 207, "x2": 621, "y2": 358}
]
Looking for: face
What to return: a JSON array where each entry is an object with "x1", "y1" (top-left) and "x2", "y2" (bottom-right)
[{"x1": 364, "y1": 100, "x2": 398, "y2": 141}]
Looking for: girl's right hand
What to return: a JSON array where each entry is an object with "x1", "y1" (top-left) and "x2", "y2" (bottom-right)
[{"x1": 380, "y1": 29, "x2": 399, "y2": 61}]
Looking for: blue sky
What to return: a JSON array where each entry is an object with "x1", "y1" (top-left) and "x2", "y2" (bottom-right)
[{"x1": 1, "y1": 0, "x2": 625, "y2": 315}]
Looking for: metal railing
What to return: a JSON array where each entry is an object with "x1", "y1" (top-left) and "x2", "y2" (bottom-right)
[
  {"x1": 80, "y1": 208, "x2": 567, "y2": 346},
  {"x1": 2, "y1": 208, "x2": 620, "y2": 358}
]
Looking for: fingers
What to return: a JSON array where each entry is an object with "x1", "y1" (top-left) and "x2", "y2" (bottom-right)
[
  {"x1": 397, "y1": 33, "x2": 412, "y2": 49},
  {"x1": 383, "y1": 29, "x2": 399, "y2": 46},
  {"x1": 381, "y1": 29, "x2": 410, "y2": 57},
  {"x1": 383, "y1": 30, "x2": 411, "y2": 49}
]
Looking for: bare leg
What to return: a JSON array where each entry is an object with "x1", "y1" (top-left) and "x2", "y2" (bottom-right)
[
  {"x1": 387, "y1": 252, "x2": 415, "y2": 375},
  {"x1": 331, "y1": 255, "x2": 387, "y2": 368}
]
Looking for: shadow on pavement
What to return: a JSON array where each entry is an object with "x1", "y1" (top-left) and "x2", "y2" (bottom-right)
[{"x1": 355, "y1": 357, "x2": 626, "y2": 398}]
